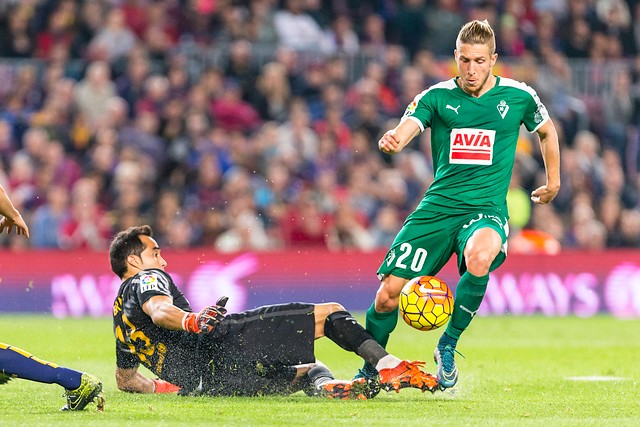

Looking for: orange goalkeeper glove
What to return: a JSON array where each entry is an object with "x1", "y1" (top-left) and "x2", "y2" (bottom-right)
[
  {"x1": 182, "y1": 296, "x2": 229, "y2": 334},
  {"x1": 153, "y1": 379, "x2": 180, "y2": 393}
]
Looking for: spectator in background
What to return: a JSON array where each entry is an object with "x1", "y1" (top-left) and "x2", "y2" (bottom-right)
[
  {"x1": 614, "y1": 208, "x2": 640, "y2": 247},
  {"x1": 251, "y1": 61, "x2": 291, "y2": 122},
  {"x1": 248, "y1": 0, "x2": 278, "y2": 46},
  {"x1": 116, "y1": 48, "x2": 151, "y2": 115},
  {"x1": 34, "y1": 2, "x2": 76, "y2": 60},
  {"x1": 30, "y1": 184, "x2": 69, "y2": 248},
  {"x1": 211, "y1": 79, "x2": 261, "y2": 133},
  {"x1": 152, "y1": 188, "x2": 183, "y2": 245},
  {"x1": 369, "y1": 204, "x2": 402, "y2": 249},
  {"x1": 273, "y1": 0, "x2": 324, "y2": 51},
  {"x1": 320, "y1": 14, "x2": 360, "y2": 55},
  {"x1": 497, "y1": 13, "x2": 526, "y2": 57},
  {"x1": 88, "y1": 7, "x2": 137, "y2": 63},
  {"x1": 135, "y1": 74, "x2": 170, "y2": 116},
  {"x1": 424, "y1": 0, "x2": 464, "y2": 57},
  {"x1": 595, "y1": 0, "x2": 635, "y2": 56},
  {"x1": 281, "y1": 189, "x2": 331, "y2": 248},
  {"x1": 0, "y1": 5, "x2": 36, "y2": 58},
  {"x1": 74, "y1": 61, "x2": 117, "y2": 129},
  {"x1": 360, "y1": 13, "x2": 387, "y2": 59},
  {"x1": 140, "y1": 2, "x2": 179, "y2": 62},
  {"x1": 224, "y1": 39, "x2": 260, "y2": 101},
  {"x1": 602, "y1": 68, "x2": 634, "y2": 159},
  {"x1": 59, "y1": 177, "x2": 112, "y2": 250},
  {"x1": 7, "y1": 153, "x2": 37, "y2": 210},
  {"x1": 327, "y1": 203, "x2": 374, "y2": 252},
  {"x1": 276, "y1": 99, "x2": 319, "y2": 165}
]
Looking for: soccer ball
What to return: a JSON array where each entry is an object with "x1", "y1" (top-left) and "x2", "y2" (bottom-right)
[{"x1": 399, "y1": 276, "x2": 454, "y2": 331}]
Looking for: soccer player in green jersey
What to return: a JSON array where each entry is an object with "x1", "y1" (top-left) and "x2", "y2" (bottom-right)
[{"x1": 359, "y1": 20, "x2": 560, "y2": 389}]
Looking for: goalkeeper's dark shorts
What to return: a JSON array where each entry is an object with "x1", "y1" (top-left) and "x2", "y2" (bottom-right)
[{"x1": 199, "y1": 302, "x2": 316, "y2": 396}]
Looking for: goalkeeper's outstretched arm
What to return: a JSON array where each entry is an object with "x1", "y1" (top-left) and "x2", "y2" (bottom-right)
[{"x1": 116, "y1": 367, "x2": 178, "y2": 394}]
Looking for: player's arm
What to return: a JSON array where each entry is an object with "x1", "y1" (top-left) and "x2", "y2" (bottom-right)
[
  {"x1": 531, "y1": 118, "x2": 561, "y2": 204},
  {"x1": 0, "y1": 184, "x2": 29, "y2": 237},
  {"x1": 142, "y1": 295, "x2": 188, "y2": 330},
  {"x1": 142, "y1": 294, "x2": 227, "y2": 333},
  {"x1": 378, "y1": 118, "x2": 422, "y2": 154},
  {"x1": 115, "y1": 367, "x2": 179, "y2": 394},
  {"x1": 115, "y1": 366, "x2": 155, "y2": 393}
]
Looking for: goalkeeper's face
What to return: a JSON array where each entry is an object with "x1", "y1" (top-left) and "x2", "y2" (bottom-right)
[{"x1": 133, "y1": 235, "x2": 167, "y2": 271}]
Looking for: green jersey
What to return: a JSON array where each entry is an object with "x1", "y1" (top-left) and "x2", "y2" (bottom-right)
[{"x1": 403, "y1": 76, "x2": 549, "y2": 216}]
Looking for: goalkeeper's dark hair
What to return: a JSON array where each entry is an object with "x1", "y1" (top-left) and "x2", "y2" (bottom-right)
[{"x1": 109, "y1": 225, "x2": 153, "y2": 278}]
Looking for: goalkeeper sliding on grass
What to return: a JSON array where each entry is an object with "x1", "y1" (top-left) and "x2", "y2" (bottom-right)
[
  {"x1": 110, "y1": 225, "x2": 440, "y2": 399},
  {"x1": 0, "y1": 183, "x2": 104, "y2": 411}
]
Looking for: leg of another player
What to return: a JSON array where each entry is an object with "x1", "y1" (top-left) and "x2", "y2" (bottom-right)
[
  {"x1": 0, "y1": 342, "x2": 82, "y2": 390},
  {"x1": 0, "y1": 342, "x2": 104, "y2": 411}
]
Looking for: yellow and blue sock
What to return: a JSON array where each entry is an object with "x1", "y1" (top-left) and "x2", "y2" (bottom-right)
[{"x1": 0, "y1": 343, "x2": 82, "y2": 390}]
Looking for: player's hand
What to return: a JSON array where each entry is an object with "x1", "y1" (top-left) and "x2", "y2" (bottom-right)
[
  {"x1": 378, "y1": 130, "x2": 401, "y2": 154},
  {"x1": 182, "y1": 296, "x2": 229, "y2": 334},
  {"x1": 153, "y1": 379, "x2": 180, "y2": 393},
  {"x1": 0, "y1": 214, "x2": 29, "y2": 238},
  {"x1": 530, "y1": 184, "x2": 560, "y2": 205}
]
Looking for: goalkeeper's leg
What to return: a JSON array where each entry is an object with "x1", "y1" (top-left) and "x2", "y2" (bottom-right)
[
  {"x1": 356, "y1": 275, "x2": 403, "y2": 379},
  {"x1": 321, "y1": 307, "x2": 437, "y2": 394}
]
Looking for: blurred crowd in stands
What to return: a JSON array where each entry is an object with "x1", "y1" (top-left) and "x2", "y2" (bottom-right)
[{"x1": 0, "y1": 0, "x2": 638, "y2": 253}]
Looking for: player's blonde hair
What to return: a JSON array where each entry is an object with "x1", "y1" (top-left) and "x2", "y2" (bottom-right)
[{"x1": 457, "y1": 20, "x2": 496, "y2": 54}]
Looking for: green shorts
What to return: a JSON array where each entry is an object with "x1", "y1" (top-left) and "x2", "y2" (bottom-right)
[{"x1": 377, "y1": 208, "x2": 509, "y2": 279}]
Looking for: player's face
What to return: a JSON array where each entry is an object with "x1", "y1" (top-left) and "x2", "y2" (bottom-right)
[
  {"x1": 136, "y1": 235, "x2": 167, "y2": 270},
  {"x1": 454, "y1": 43, "x2": 497, "y2": 97}
]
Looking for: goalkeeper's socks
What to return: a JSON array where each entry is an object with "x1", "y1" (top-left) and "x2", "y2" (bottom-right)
[
  {"x1": 445, "y1": 271, "x2": 489, "y2": 340},
  {"x1": 0, "y1": 344, "x2": 81, "y2": 390},
  {"x1": 307, "y1": 364, "x2": 334, "y2": 389}
]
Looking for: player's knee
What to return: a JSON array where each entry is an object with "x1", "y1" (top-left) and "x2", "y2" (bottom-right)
[
  {"x1": 314, "y1": 302, "x2": 345, "y2": 323},
  {"x1": 328, "y1": 302, "x2": 345, "y2": 313},
  {"x1": 374, "y1": 289, "x2": 398, "y2": 312},
  {"x1": 465, "y1": 251, "x2": 493, "y2": 276}
]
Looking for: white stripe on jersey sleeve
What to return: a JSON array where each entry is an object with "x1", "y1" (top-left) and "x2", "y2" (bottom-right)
[
  {"x1": 498, "y1": 77, "x2": 550, "y2": 132},
  {"x1": 401, "y1": 79, "x2": 458, "y2": 133}
]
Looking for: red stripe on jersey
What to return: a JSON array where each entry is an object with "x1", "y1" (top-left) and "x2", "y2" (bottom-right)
[{"x1": 451, "y1": 151, "x2": 491, "y2": 160}]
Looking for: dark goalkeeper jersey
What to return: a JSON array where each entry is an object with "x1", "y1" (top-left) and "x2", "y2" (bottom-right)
[{"x1": 113, "y1": 268, "x2": 202, "y2": 388}]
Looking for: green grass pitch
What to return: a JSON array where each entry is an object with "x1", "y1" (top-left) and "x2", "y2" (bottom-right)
[{"x1": 1, "y1": 314, "x2": 638, "y2": 426}]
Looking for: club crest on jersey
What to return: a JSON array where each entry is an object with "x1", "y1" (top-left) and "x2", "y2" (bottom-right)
[
  {"x1": 497, "y1": 100, "x2": 509, "y2": 119},
  {"x1": 450, "y1": 128, "x2": 496, "y2": 165},
  {"x1": 140, "y1": 273, "x2": 160, "y2": 292}
]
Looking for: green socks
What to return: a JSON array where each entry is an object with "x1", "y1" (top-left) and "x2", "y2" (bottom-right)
[
  {"x1": 365, "y1": 303, "x2": 399, "y2": 349},
  {"x1": 445, "y1": 271, "x2": 489, "y2": 340}
]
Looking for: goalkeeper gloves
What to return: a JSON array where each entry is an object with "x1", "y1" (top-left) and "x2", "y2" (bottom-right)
[
  {"x1": 182, "y1": 296, "x2": 229, "y2": 334},
  {"x1": 153, "y1": 379, "x2": 180, "y2": 393}
]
